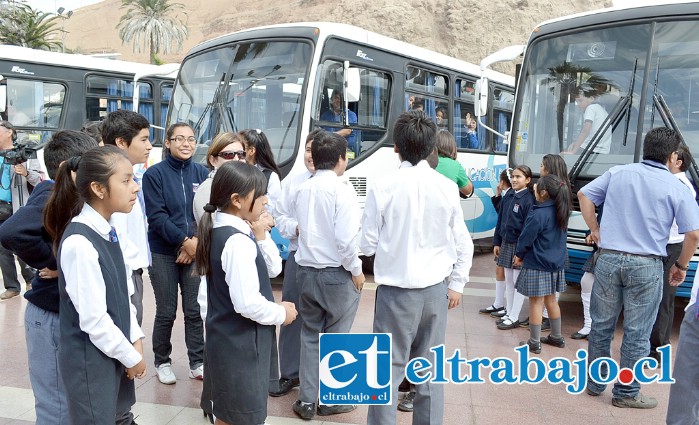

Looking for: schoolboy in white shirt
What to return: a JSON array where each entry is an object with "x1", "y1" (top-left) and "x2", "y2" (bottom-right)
[
  {"x1": 361, "y1": 110, "x2": 474, "y2": 425},
  {"x1": 290, "y1": 132, "x2": 365, "y2": 421}
]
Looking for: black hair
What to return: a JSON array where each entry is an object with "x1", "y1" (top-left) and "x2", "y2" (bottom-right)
[
  {"x1": 306, "y1": 128, "x2": 325, "y2": 144},
  {"x1": 195, "y1": 161, "x2": 268, "y2": 276},
  {"x1": 541, "y1": 154, "x2": 571, "y2": 188},
  {"x1": 43, "y1": 130, "x2": 99, "y2": 179},
  {"x1": 536, "y1": 174, "x2": 571, "y2": 230},
  {"x1": 541, "y1": 153, "x2": 572, "y2": 204},
  {"x1": 643, "y1": 127, "x2": 682, "y2": 164},
  {"x1": 499, "y1": 169, "x2": 512, "y2": 188},
  {"x1": 239, "y1": 129, "x2": 281, "y2": 178},
  {"x1": 80, "y1": 121, "x2": 103, "y2": 144},
  {"x1": 676, "y1": 144, "x2": 692, "y2": 172},
  {"x1": 513, "y1": 164, "x2": 534, "y2": 192},
  {"x1": 393, "y1": 110, "x2": 436, "y2": 165},
  {"x1": 44, "y1": 145, "x2": 129, "y2": 251},
  {"x1": 312, "y1": 132, "x2": 347, "y2": 170},
  {"x1": 100, "y1": 110, "x2": 150, "y2": 146}
]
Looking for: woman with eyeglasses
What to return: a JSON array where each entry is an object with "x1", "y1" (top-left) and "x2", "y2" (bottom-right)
[
  {"x1": 239, "y1": 129, "x2": 282, "y2": 216},
  {"x1": 193, "y1": 132, "x2": 248, "y2": 225},
  {"x1": 142, "y1": 123, "x2": 209, "y2": 385}
]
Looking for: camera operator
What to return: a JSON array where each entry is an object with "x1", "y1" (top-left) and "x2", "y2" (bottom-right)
[{"x1": 0, "y1": 120, "x2": 44, "y2": 300}]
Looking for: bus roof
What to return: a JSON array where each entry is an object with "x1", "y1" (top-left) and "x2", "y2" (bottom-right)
[
  {"x1": 0, "y1": 45, "x2": 179, "y2": 78},
  {"x1": 187, "y1": 22, "x2": 513, "y2": 86},
  {"x1": 529, "y1": 1, "x2": 699, "y2": 40}
]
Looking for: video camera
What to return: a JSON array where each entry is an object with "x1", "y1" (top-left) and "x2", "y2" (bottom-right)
[{"x1": 0, "y1": 139, "x2": 45, "y2": 165}]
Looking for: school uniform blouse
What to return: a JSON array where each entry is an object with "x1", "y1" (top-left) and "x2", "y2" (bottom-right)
[
  {"x1": 255, "y1": 163, "x2": 282, "y2": 216},
  {"x1": 213, "y1": 212, "x2": 284, "y2": 326},
  {"x1": 60, "y1": 203, "x2": 144, "y2": 368}
]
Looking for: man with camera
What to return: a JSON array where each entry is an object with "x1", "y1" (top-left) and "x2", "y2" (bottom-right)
[{"x1": 0, "y1": 120, "x2": 43, "y2": 300}]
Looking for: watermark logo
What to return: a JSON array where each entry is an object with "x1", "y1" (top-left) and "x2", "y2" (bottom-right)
[
  {"x1": 319, "y1": 333, "x2": 391, "y2": 405},
  {"x1": 406, "y1": 344, "x2": 674, "y2": 394}
]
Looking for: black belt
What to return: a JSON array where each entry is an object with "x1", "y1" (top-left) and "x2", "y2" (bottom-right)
[{"x1": 598, "y1": 248, "x2": 662, "y2": 261}]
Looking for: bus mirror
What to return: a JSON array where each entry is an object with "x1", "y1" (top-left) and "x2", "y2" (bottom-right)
[
  {"x1": 474, "y1": 78, "x2": 489, "y2": 118},
  {"x1": 344, "y1": 64, "x2": 360, "y2": 102}
]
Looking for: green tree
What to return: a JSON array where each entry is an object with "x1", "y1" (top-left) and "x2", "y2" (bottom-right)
[
  {"x1": 117, "y1": 0, "x2": 189, "y2": 64},
  {"x1": 0, "y1": 3, "x2": 62, "y2": 51}
]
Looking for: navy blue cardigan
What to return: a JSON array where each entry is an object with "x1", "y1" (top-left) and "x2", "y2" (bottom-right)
[
  {"x1": 493, "y1": 188, "x2": 535, "y2": 246},
  {"x1": 142, "y1": 154, "x2": 208, "y2": 256},
  {"x1": 0, "y1": 181, "x2": 58, "y2": 312},
  {"x1": 515, "y1": 200, "x2": 567, "y2": 272}
]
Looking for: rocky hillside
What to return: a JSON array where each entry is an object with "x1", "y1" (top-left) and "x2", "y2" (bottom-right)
[{"x1": 63, "y1": 0, "x2": 612, "y2": 71}]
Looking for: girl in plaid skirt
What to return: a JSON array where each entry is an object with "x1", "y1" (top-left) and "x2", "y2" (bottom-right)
[
  {"x1": 493, "y1": 165, "x2": 534, "y2": 330},
  {"x1": 513, "y1": 174, "x2": 571, "y2": 353}
]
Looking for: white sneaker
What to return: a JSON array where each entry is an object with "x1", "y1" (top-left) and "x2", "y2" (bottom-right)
[
  {"x1": 189, "y1": 364, "x2": 204, "y2": 380},
  {"x1": 156, "y1": 363, "x2": 176, "y2": 384}
]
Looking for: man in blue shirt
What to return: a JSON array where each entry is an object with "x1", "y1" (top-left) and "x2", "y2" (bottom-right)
[
  {"x1": 320, "y1": 89, "x2": 358, "y2": 154},
  {"x1": 579, "y1": 127, "x2": 699, "y2": 409}
]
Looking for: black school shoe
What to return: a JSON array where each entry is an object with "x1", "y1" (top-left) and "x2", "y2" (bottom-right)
[
  {"x1": 540, "y1": 334, "x2": 566, "y2": 348},
  {"x1": 269, "y1": 377, "x2": 300, "y2": 397},
  {"x1": 292, "y1": 400, "x2": 316, "y2": 420},
  {"x1": 479, "y1": 304, "x2": 505, "y2": 315},
  {"x1": 519, "y1": 339, "x2": 542, "y2": 354}
]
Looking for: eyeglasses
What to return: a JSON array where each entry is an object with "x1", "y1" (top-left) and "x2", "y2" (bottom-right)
[
  {"x1": 169, "y1": 136, "x2": 196, "y2": 144},
  {"x1": 216, "y1": 150, "x2": 246, "y2": 160}
]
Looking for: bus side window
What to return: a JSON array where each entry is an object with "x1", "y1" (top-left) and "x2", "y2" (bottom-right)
[{"x1": 315, "y1": 60, "x2": 391, "y2": 161}]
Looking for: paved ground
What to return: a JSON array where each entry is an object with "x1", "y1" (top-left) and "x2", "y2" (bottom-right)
[{"x1": 0, "y1": 252, "x2": 688, "y2": 424}]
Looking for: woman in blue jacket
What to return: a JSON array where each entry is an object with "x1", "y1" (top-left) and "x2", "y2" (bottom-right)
[{"x1": 143, "y1": 123, "x2": 209, "y2": 385}]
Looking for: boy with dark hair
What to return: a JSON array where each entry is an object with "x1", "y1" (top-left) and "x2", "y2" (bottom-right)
[
  {"x1": 361, "y1": 110, "x2": 474, "y2": 425},
  {"x1": 100, "y1": 109, "x2": 151, "y2": 149},
  {"x1": 102, "y1": 109, "x2": 152, "y2": 424},
  {"x1": 102, "y1": 109, "x2": 152, "y2": 326},
  {"x1": 290, "y1": 132, "x2": 365, "y2": 420},
  {"x1": 0, "y1": 130, "x2": 98, "y2": 425}
]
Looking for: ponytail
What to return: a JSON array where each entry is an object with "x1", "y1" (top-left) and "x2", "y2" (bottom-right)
[
  {"x1": 195, "y1": 161, "x2": 267, "y2": 277},
  {"x1": 536, "y1": 174, "x2": 571, "y2": 230},
  {"x1": 195, "y1": 204, "x2": 216, "y2": 277},
  {"x1": 44, "y1": 158, "x2": 82, "y2": 253}
]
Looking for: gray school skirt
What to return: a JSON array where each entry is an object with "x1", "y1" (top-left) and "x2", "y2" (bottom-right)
[{"x1": 515, "y1": 267, "x2": 566, "y2": 297}]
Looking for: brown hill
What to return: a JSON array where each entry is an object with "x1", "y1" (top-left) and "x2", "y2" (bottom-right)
[{"x1": 63, "y1": 0, "x2": 612, "y2": 70}]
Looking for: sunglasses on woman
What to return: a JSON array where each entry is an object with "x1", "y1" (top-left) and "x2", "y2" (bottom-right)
[{"x1": 216, "y1": 150, "x2": 246, "y2": 160}]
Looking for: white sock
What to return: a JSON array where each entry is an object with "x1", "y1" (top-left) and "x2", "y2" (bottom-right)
[{"x1": 494, "y1": 280, "x2": 505, "y2": 309}]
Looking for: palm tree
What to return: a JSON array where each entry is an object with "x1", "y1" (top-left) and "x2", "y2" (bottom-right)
[
  {"x1": 117, "y1": 0, "x2": 189, "y2": 64},
  {"x1": 0, "y1": 3, "x2": 62, "y2": 51}
]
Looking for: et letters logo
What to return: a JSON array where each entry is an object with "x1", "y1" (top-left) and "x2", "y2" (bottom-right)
[{"x1": 319, "y1": 333, "x2": 391, "y2": 405}]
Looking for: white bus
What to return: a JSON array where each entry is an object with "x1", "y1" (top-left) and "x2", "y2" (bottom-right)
[
  {"x1": 0, "y1": 45, "x2": 178, "y2": 167},
  {"x1": 168, "y1": 22, "x2": 514, "y2": 256},
  {"x1": 476, "y1": 2, "x2": 699, "y2": 297}
]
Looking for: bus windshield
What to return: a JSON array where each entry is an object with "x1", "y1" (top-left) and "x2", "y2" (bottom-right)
[
  {"x1": 512, "y1": 19, "x2": 699, "y2": 183},
  {"x1": 170, "y1": 40, "x2": 313, "y2": 165}
]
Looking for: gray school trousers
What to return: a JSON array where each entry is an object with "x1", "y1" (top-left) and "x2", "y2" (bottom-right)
[
  {"x1": 367, "y1": 280, "x2": 448, "y2": 425},
  {"x1": 297, "y1": 265, "x2": 360, "y2": 403},
  {"x1": 279, "y1": 251, "x2": 302, "y2": 380}
]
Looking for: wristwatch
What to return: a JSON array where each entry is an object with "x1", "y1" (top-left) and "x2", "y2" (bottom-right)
[{"x1": 674, "y1": 261, "x2": 689, "y2": 272}]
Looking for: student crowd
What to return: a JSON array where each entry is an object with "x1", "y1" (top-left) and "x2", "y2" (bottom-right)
[{"x1": 0, "y1": 110, "x2": 697, "y2": 425}]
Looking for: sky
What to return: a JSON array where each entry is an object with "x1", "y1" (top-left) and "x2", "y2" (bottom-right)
[{"x1": 24, "y1": 0, "x2": 103, "y2": 14}]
